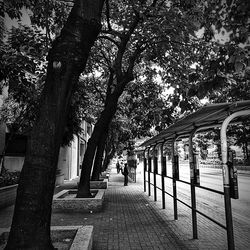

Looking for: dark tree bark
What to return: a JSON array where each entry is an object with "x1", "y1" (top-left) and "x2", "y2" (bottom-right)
[
  {"x1": 91, "y1": 71, "x2": 114, "y2": 181},
  {"x1": 77, "y1": 75, "x2": 133, "y2": 197},
  {"x1": 77, "y1": 96, "x2": 119, "y2": 197},
  {"x1": 102, "y1": 151, "x2": 110, "y2": 171},
  {"x1": 5, "y1": 1, "x2": 104, "y2": 249},
  {"x1": 91, "y1": 131, "x2": 108, "y2": 181},
  {"x1": 102, "y1": 143, "x2": 116, "y2": 171},
  {"x1": 77, "y1": 10, "x2": 141, "y2": 197}
]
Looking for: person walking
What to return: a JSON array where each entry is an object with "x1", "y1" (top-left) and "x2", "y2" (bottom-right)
[
  {"x1": 123, "y1": 163, "x2": 129, "y2": 186},
  {"x1": 116, "y1": 161, "x2": 120, "y2": 173}
]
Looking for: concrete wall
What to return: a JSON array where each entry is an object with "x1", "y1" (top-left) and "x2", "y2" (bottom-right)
[
  {"x1": 57, "y1": 147, "x2": 70, "y2": 180},
  {"x1": 3, "y1": 139, "x2": 81, "y2": 182},
  {"x1": 0, "y1": 184, "x2": 18, "y2": 209},
  {"x1": 57, "y1": 135, "x2": 79, "y2": 180},
  {"x1": 70, "y1": 135, "x2": 78, "y2": 180},
  {"x1": 1, "y1": 86, "x2": 92, "y2": 184},
  {"x1": 1, "y1": 119, "x2": 92, "y2": 182},
  {"x1": 4, "y1": 157, "x2": 24, "y2": 172}
]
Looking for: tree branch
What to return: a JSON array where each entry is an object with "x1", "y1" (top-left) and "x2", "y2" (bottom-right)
[
  {"x1": 126, "y1": 43, "x2": 146, "y2": 76},
  {"x1": 95, "y1": 54, "x2": 111, "y2": 69},
  {"x1": 91, "y1": 76, "x2": 106, "y2": 104},
  {"x1": 114, "y1": 14, "x2": 141, "y2": 79},
  {"x1": 105, "y1": 0, "x2": 112, "y2": 30},
  {"x1": 98, "y1": 51, "x2": 112, "y2": 69},
  {"x1": 105, "y1": 70, "x2": 114, "y2": 104},
  {"x1": 101, "y1": 29, "x2": 124, "y2": 39},
  {"x1": 98, "y1": 35, "x2": 120, "y2": 47}
]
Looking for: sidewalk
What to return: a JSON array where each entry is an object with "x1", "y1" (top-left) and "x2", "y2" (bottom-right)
[
  {"x1": 0, "y1": 165, "x2": 234, "y2": 249},
  {"x1": 51, "y1": 165, "x2": 229, "y2": 250}
]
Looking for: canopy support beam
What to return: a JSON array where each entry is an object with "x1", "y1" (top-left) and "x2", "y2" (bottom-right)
[{"x1": 221, "y1": 109, "x2": 250, "y2": 250}]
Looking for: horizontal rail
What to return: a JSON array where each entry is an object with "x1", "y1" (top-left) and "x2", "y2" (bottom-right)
[
  {"x1": 151, "y1": 172, "x2": 224, "y2": 195},
  {"x1": 145, "y1": 174, "x2": 227, "y2": 230}
]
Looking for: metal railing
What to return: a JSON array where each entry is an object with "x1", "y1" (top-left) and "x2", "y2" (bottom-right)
[{"x1": 144, "y1": 166, "x2": 234, "y2": 248}]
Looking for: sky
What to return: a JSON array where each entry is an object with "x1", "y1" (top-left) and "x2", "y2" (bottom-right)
[{"x1": 4, "y1": 8, "x2": 31, "y2": 30}]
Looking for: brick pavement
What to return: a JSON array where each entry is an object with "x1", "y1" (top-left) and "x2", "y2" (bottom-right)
[
  {"x1": 51, "y1": 165, "x2": 231, "y2": 250},
  {"x1": 51, "y1": 167, "x2": 190, "y2": 250},
  {"x1": 0, "y1": 164, "x2": 245, "y2": 249}
]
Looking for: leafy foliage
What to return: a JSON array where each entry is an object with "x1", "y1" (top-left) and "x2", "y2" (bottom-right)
[
  {"x1": 61, "y1": 80, "x2": 98, "y2": 146},
  {"x1": 0, "y1": 168, "x2": 20, "y2": 188},
  {"x1": 183, "y1": 0, "x2": 250, "y2": 104},
  {"x1": 82, "y1": 0, "x2": 208, "y2": 138},
  {"x1": 119, "y1": 77, "x2": 174, "y2": 138},
  {"x1": 2, "y1": 0, "x2": 250, "y2": 156},
  {"x1": 1, "y1": 1, "x2": 92, "y2": 146},
  {"x1": 186, "y1": 41, "x2": 250, "y2": 102},
  {"x1": 3, "y1": 0, "x2": 71, "y2": 42},
  {"x1": 0, "y1": 24, "x2": 47, "y2": 133}
]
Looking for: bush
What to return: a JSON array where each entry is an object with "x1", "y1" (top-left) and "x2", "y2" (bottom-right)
[{"x1": 0, "y1": 169, "x2": 20, "y2": 188}]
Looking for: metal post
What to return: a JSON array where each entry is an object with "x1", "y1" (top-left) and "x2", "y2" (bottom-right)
[
  {"x1": 172, "y1": 139, "x2": 178, "y2": 220},
  {"x1": 161, "y1": 141, "x2": 166, "y2": 209},
  {"x1": 153, "y1": 144, "x2": 158, "y2": 201},
  {"x1": 143, "y1": 148, "x2": 147, "y2": 192},
  {"x1": 221, "y1": 110, "x2": 250, "y2": 250},
  {"x1": 135, "y1": 166, "x2": 136, "y2": 183},
  {"x1": 148, "y1": 147, "x2": 151, "y2": 196},
  {"x1": 189, "y1": 129, "x2": 198, "y2": 239}
]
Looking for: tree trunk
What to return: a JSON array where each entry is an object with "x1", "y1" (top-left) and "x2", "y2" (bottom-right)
[
  {"x1": 5, "y1": 1, "x2": 104, "y2": 249},
  {"x1": 102, "y1": 145, "x2": 115, "y2": 171},
  {"x1": 77, "y1": 73, "x2": 134, "y2": 197},
  {"x1": 77, "y1": 90, "x2": 123, "y2": 197},
  {"x1": 102, "y1": 151, "x2": 110, "y2": 171},
  {"x1": 91, "y1": 131, "x2": 108, "y2": 181},
  {"x1": 0, "y1": 123, "x2": 5, "y2": 173},
  {"x1": 102, "y1": 130, "x2": 116, "y2": 172}
]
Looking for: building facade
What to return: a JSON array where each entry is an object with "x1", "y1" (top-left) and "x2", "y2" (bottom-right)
[{"x1": 0, "y1": 86, "x2": 92, "y2": 184}]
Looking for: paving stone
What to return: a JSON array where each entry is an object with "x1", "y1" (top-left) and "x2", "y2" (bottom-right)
[{"x1": 1, "y1": 164, "x2": 248, "y2": 249}]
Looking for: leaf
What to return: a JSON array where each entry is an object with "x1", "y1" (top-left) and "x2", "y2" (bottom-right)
[{"x1": 234, "y1": 61, "x2": 245, "y2": 72}]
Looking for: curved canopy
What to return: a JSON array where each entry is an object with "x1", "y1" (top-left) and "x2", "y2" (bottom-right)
[{"x1": 140, "y1": 100, "x2": 250, "y2": 148}]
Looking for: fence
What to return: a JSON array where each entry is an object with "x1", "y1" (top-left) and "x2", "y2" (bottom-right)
[{"x1": 143, "y1": 155, "x2": 235, "y2": 249}]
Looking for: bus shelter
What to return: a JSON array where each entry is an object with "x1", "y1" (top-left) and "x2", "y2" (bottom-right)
[{"x1": 140, "y1": 100, "x2": 250, "y2": 250}]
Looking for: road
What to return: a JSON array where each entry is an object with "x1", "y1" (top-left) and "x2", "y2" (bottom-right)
[{"x1": 177, "y1": 165, "x2": 250, "y2": 225}]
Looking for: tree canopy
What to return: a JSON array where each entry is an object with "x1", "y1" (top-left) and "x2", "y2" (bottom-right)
[
  {"x1": 2, "y1": 0, "x2": 250, "y2": 153},
  {"x1": 1, "y1": 1, "x2": 94, "y2": 145}
]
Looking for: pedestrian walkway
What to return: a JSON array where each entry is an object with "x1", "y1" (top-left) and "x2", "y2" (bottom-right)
[
  {"x1": 0, "y1": 164, "x2": 237, "y2": 249},
  {"x1": 51, "y1": 165, "x2": 230, "y2": 250}
]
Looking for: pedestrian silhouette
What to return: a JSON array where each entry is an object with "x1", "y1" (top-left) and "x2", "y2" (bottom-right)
[
  {"x1": 116, "y1": 161, "x2": 120, "y2": 173},
  {"x1": 122, "y1": 163, "x2": 129, "y2": 186}
]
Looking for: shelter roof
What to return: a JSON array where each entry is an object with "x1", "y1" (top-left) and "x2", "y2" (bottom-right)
[{"x1": 140, "y1": 100, "x2": 250, "y2": 148}]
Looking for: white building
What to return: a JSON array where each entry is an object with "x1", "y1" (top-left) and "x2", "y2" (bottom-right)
[{"x1": 0, "y1": 86, "x2": 92, "y2": 184}]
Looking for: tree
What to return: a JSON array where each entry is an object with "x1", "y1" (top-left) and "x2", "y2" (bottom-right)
[
  {"x1": 155, "y1": 1, "x2": 250, "y2": 164},
  {"x1": 0, "y1": 24, "x2": 47, "y2": 131},
  {"x1": 100, "y1": 120, "x2": 123, "y2": 172},
  {"x1": 4, "y1": 0, "x2": 105, "y2": 249},
  {"x1": 121, "y1": 75, "x2": 175, "y2": 136},
  {"x1": 77, "y1": 0, "x2": 250, "y2": 198},
  {"x1": 90, "y1": 71, "x2": 174, "y2": 179},
  {"x1": 77, "y1": 0, "x2": 208, "y2": 197},
  {"x1": 172, "y1": 0, "x2": 250, "y2": 110},
  {"x1": 227, "y1": 120, "x2": 250, "y2": 164}
]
